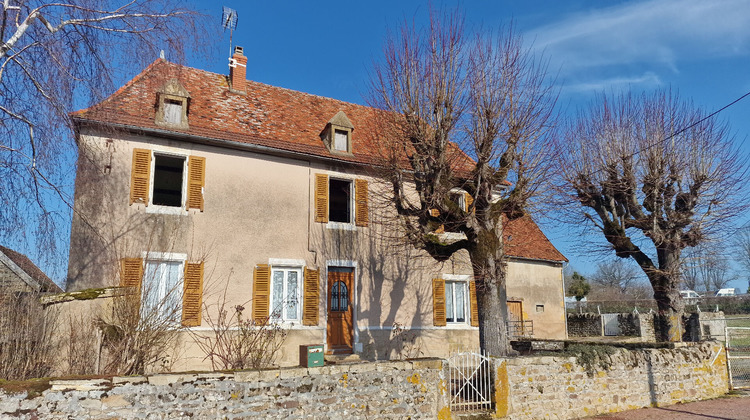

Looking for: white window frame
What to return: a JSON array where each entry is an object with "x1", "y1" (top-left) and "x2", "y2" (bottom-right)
[
  {"x1": 140, "y1": 252, "x2": 186, "y2": 323},
  {"x1": 326, "y1": 177, "x2": 355, "y2": 230},
  {"x1": 442, "y1": 274, "x2": 473, "y2": 328},
  {"x1": 146, "y1": 150, "x2": 188, "y2": 215},
  {"x1": 445, "y1": 280, "x2": 469, "y2": 325},
  {"x1": 269, "y1": 260, "x2": 304, "y2": 323}
]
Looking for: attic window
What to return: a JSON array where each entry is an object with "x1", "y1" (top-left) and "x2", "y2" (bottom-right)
[
  {"x1": 155, "y1": 79, "x2": 190, "y2": 130},
  {"x1": 321, "y1": 111, "x2": 354, "y2": 154},
  {"x1": 334, "y1": 129, "x2": 349, "y2": 152},
  {"x1": 163, "y1": 99, "x2": 183, "y2": 125}
]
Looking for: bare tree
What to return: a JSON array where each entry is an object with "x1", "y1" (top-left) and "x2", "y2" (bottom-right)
[
  {"x1": 682, "y1": 242, "x2": 735, "y2": 292},
  {"x1": 560, "y1": 90, "x2": 747, "y2": 341},
  {"x1": 369, "y1": 12, "x2": 557, "y2": 356},
  {"x1": 0, "y1": 1, "x2": 205, "y2": 273},
  {"x1": 591, "y1": 259, "x2": 644, "y2": 294}
]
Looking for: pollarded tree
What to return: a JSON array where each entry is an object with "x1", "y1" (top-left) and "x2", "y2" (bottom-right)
[
  {"x1": 369, "y1": 12, "x2": 557, "y2": 356},
  {"x1": 561, "y1": 90, "x2": 747, "y2": 341},
  {"x1": 0, "y1": 1, "x2": 205, "y2": 273}
]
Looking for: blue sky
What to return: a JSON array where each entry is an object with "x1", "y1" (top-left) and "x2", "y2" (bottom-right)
[
  {"x1": 21, "y1": 1, "x2": 748, "y2": 290},
  {"x1": 187, "y1": 0, "x2": 750, "y2": 289}
]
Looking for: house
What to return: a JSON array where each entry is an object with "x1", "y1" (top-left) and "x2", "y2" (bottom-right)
[
  {"x1": 0, "y1": 245, "x2": 62, "y2": 294},
  {"x1": 66, "y1": 47, "x2": 567, "y2": 370}
]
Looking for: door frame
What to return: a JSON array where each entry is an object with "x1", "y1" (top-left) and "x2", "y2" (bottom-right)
[{"x1": 325, "y1": 260, "x2": 358, "y2": 353}]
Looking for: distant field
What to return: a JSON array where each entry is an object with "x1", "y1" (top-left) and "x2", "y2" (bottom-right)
[{"x1": 724, "y1": 315, "x2": 750, "y2": 328}]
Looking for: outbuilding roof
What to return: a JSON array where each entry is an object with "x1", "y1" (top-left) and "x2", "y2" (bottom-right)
[{"x1": 0, "y1": 245, "x2": 62, "y2": 293}]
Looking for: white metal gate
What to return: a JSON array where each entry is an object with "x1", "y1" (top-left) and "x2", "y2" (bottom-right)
[
  {"x1": 725, "y1": 327, "x2": 750, "y2": 389},
  {"x1": 447, "y1": 350, "x2": 493, "y2": 412},
  {"x1": 602, "y1": 313, "x2": 620, "y2": 336}
]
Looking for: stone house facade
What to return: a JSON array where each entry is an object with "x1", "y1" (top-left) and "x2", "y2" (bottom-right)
[{"x1": 65, "y1": 47, "x2": 567, "y2": 370}]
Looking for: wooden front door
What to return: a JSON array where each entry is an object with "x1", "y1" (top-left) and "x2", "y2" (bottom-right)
[
  {"x1": 507, "y1": 301, "x2": 524, "y2": 338},
  {"x1": 507, "y1": 301, "x2": 523, "y2": 323},
  {"x1": 327, "y1": 268, "x2": 354, "y2": 353}
]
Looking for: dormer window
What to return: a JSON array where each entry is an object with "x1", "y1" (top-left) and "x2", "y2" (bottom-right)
[
  {"x1": 321, "y1": 111, "x2": 354, "y2": 154},
  {"x1": 155, "y1": 79, "x2": 190, "y2": 130},
  {"x1": 334, "y1": 129, "x2": 349, "y2": 152}
]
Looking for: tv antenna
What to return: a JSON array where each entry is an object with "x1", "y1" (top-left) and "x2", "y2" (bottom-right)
[{"x1": 221, "y1": 6, "x2": 239, "y2": 56}]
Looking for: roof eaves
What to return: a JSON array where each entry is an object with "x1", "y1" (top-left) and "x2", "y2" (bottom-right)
[{"x1": 73, "y1": 117, "x2": 382, "y2": 171}]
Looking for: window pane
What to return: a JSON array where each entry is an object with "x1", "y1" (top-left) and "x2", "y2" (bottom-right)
[
  {"x1": 331, "y1": 282, "x2": 340, "y2": 311},
  {"x1": 162, "y1": 261, "x2": 182, "y2": 318},
  {"x1": 339, "y1": 282, "x2": 348, "y2": 311},
  {"x1": 152, "y1": 155, "x2": 184, "y2": 207},
  {"x1": 455, "y1": 282, "x2": 466, "y2": 323},
  {"x1": 328, "y1": 179, "x2": 351, "y2": 223},
  {"x1": 272, "y1": 270, "x2": 284, "y2": 319},
  {"x1": 334, "y1": 129, "x2": 348, "y2": 151},
  {"x1": 142, "y1": 262, "x2": 162, "y2": 314},
  {"x1": 143, "y1": 260, "x2": 183, "y2": 322},
  {"x1": 445, "y1": 282, "x2": 454, "y2": 323},
  {"x1": 164, "y1": 100, "x2": 182, "y2": 125},
  {"x1": 287, "y1": 270, "x2": 298, "y2": 320}
]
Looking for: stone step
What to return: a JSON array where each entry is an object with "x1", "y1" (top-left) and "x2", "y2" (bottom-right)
[{"x1": 324, "y1": 353, "x2": 362, "y2": 364}]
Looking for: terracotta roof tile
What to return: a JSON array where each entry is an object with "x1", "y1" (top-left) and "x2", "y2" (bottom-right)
[
  {"x1": 73, "y1": 59, "x2": 474, "y2": 171},
  {"x1": 503, "y1": 216, "x2": 567, "y2": 262}
]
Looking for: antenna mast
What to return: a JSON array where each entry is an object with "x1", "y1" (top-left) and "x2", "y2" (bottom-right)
[{"x1": 221, "y1": 6, "x2": 239, "y2": 56}]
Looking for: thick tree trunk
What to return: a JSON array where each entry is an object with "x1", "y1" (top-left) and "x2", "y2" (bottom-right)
[
  {"x1": 652, "y1": 247, "x2": 685, "y2": 342},
  {"x1": 470, "y1": 246, "x2": 511, "y2": 356}
]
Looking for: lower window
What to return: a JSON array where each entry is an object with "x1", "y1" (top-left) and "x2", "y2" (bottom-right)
[
  {"x1": 142, "y1": 259, "x2": 184, "y2": 322},
  {"x1": 445, "y1": 281, "x2": 467, "y2": 323},
  {"x1": 270, "y1": 267, "x2": 302, "y2": 321}
]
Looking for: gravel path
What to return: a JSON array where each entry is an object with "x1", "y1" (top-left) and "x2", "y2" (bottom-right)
[{"x1": 588, "y1": 391, "x2": 750, "y2": 419}]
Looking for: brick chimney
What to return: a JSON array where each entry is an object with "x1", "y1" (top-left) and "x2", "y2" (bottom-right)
[{"x1": 229, "y1": 46, "x2": 247, "y2": 93}]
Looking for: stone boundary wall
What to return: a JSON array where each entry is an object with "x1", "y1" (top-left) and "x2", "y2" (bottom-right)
[
  {"x1": 567, "y1": 313, "x2": 602, "y2": 337},
  {"x1": 494, "y1": 341, "x2": 728, "y2": 419},
  {"x1": 0, "y1": 343, "x2": 728, "y2": 419},
  {"x1": 0, "y1": 360, "x2": 450, "y2": 419}
]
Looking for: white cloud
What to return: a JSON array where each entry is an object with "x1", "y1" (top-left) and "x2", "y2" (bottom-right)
[
  {"x1": 563, "y1": 72, "x2": 662, "y2": 93},
  {"x1": 530, "y1": 0, "x2": 750, "y2": 72}
]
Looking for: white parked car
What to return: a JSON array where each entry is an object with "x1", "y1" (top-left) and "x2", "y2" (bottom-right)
[
  {"x1": 680, "y1": 290, "x2": 700, "y2": 299},
  {"x1": 715, "y1": 288, "x2": 737, "y2": 297}
]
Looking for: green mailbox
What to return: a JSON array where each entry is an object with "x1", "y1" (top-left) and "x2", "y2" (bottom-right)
[{"x1": 300, "y1": 345, "x2": 324, "y2": 367}]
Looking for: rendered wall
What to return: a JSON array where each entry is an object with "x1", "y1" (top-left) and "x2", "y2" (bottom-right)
[{"x1": 66, "y1": 128, "x2": 565, "y2": 370}]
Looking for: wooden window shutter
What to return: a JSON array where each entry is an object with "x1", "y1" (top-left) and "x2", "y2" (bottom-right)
[
  {"x1": 469, "y1": 280, "x2": 479, "y2": 327},
  {"x1": 432, "y1": 279, "x2": 446, "y2": 327},
  {"x1": 186, "y1": 156, "x2": 206, "y2": 211},
  {"x1": 253, "y1": 264, "x2": 271, "y2": 323},
  {"x1": 302, "y1": 267, "x2": 320, "y2": 326},
  {"x1": 182, "y1": 261, "x2": 204, "y2": 327},
  {"x1": 315, "y1": 174, "x2": 329, "y2": 223},
  {"x1": 355, "y1": 178, "x2": 369, "y2": 227},
  {"x1": 130, "y1": 149, "x2": 151, "y2": 205},
  {"x1": 120, "y1": 258, "x2": 143, "y2": 288},
  {"x1": 465, "y1": 192, "x2": 474, "y2": 213},
  {"x1": 430, "y1": 209, "x2": 445, "y2": 234}
]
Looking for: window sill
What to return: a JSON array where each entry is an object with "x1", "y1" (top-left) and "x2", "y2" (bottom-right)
[
  {"x1": 326, "y1": 222, "x2": 356, "y2": 231},
  {"x1": 444, "y1": 323, "x2": 475, "y2": 330},
  {"x1": 145, "y1": 205, "x2": 188, "y2": 216}
]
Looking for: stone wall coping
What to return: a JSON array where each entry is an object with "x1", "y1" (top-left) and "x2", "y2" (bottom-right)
[{"x1": 38, "y1": 358, "x2": 447, "y2": 392}]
